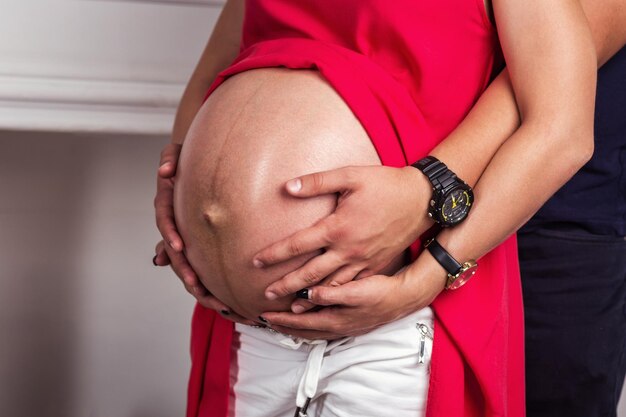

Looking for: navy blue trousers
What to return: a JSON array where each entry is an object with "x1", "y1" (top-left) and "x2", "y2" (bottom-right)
[{"x1": 519, "y1": 227, "x2": 626, "y2": 417}]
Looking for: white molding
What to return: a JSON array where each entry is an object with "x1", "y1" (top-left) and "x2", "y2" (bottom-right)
[
  {"x1": 0, "y1": 74, "x2": 184, "y2": 135},
  {"x1": 104, "y1": 0, "x2": 225, "y2": 5}
]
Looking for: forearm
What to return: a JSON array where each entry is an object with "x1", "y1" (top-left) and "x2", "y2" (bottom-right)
[
  {"x1": 440, "y1": 109, "x2": 597, "y2": 265},
  {"x1": 437, "y1": 122, "x2": 590, "y2": 265},
  {"x1": 407, "y1": 117, "x2": 600, "y2": 296},
  {"x1": 171, "y1": 0, "x2": 244, "y2": 144},
  {"x1": 427, "y1": 69, "x2": 518, "y2": 187},
  {"x1": 427, "y1": 0, "x2": 626, "y2": 188},
  {"x1": 407, "y1": 0, "x2": 601, "y2": 291},
  {"x1": 580, "y1": 0, "x2": 626, "y2": 67}
]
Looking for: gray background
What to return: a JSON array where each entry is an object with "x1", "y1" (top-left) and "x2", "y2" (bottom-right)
[{"x1": 0, "y1": 132, "x2": 192, "y2": 416}]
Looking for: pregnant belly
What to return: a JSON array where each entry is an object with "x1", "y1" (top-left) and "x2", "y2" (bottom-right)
[{"x1": 174, "y1": 68, "x2": 405, "y2": 321}]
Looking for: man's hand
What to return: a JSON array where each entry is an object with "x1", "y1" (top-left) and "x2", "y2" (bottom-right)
[
  {"x1": 153, "y1": 143, "x2": 254, "y2": 325},
  {"x1": 258, "y1": 263, "x2": 445, "y2": 340},
  {"x1": 253, "y1": 165, "x2": 434, "y2": 301}
]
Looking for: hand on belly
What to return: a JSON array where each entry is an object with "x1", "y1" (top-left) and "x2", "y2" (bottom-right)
[
  {"x1": 252, "y1": 163, "x2": 433, "y2": 315},
  {"x1": 257, "y1": 262, "x2": 443, "y2": 341},
  {"x1": 174, "y1": 68, "x2": 395, "y2": 321}
]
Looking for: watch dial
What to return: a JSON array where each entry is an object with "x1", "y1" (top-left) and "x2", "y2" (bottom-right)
[
  {"x1": 448, "y1": 262, "x2": 478, "y2": 290},
  {"x1": 440, "y1": 188, "x2": 473, "y2": 225}
]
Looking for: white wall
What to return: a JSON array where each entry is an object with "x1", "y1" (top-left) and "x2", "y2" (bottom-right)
[
  {"x1": 0, "y1": 0, "x2": 222, "y2": 416},
  {"x1": 0, "y1": 0, "x2": 223, "y2": 134},
  {"x1": 0, "y1": 131, "x2": 193, "y2": 417}
]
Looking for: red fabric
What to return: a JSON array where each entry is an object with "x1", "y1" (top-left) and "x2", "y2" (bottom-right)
[{"x1": 186, "y1": 1, "x2": 524, "y2": 416}]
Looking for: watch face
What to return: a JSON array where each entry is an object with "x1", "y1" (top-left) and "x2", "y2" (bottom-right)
[
  {"x1": 447, "y1": 261, "x2": 478, "y2": 290},
  {"x1": 440, "y1": 186, "x2": 473, "y2": 226}
]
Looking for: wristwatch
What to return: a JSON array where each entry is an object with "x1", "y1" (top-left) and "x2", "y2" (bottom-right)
[
  {"x1": 424, "y1": 238, "x2": 478, "y2": 290},
  {"x1": 412, "y1": 156, "x2": 473, "y2": 227}
]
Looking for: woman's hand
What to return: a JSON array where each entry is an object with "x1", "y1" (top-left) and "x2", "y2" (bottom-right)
[
  {"x1": 154, "y1": 240, "x2": 254, "y2": 325},
  {"x1": 254, "y1": 165, "x2": 435, "y2": 301},
  {"x1": 154, "y1": 144, "x2": 185, "y2": 250},
  {"x1": 153, "y1": 143, "x2": 255, "y2": 325},
  {"x1": 259, "y1": 259, "x2": 446, "y2": 340},
  {"x1": 153, "y1": 143, "x2": 201, "y2": 293}
]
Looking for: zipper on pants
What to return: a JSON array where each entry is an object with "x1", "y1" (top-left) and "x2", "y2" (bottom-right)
[{"x1": 417, "y1": 322, "x2": 434, "y2": 364}]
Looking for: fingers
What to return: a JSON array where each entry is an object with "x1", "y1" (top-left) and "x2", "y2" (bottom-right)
[
  {"x1": 154, "y1": 176, "x2": 184, "y2": 252},
  {"x1": 289, "y1": 265, "x2": 363, "y2": 313},
  {"x1": 264, "y1": 252, "x2": 343, "y2": 299},
  {"x1": 285, "y1": 166, "x2": 359, "y2": 197},
  {"x1": 156, "y1": 243, "x2": 253, "y2": 324},
  {"x1": 158, "y1": 143, "x2": 182, "y2": 179},
  {"x1": 156, "y1": 251, "x2": 255, "y2": 325},
  {"x1": 262, "y1": 310, "x2": 332, "y2": 331},
  {"x1": 227, "y1": 314, "x2": 258, "y2": 327},
  {"x1": 155, "y1": 143, "x2": 183, "y2": 252},
  {"x1": 197, "y1": 294, "x2": 256, "y2": 325},
  {"x1": 154, "y1": 240, "x2": 171, "y2": 266},
  {"x1": 162, "y1": 243, "x2": 205, "y2": 297},
  {"x1": 252, "y1": 219, "x2": 332, "y2": 268},
  {"x1": 290, "y1": 299, "x2": 316, "y2": 314},
  {"x1": 195, "y1": 290, "x2": 227, "y2": 311},
  {"x1": 154, "y1": 233, "x2": 254, "y2": 326},
  {"x1": 324, "y1": 264, "x2": 363, "y2": 286},
  {"x1": 268, "y1": 324, "x2": 339, "y2": 341},
  {"x1": 301, "y1": 282, "x2": 364, "y2": 307},
  {"x1": 192, "y1": 289, "x2": 257, "y2": 326},
  {"x1": 261, "y1": 308, "x2": 355, "y2": 336}
]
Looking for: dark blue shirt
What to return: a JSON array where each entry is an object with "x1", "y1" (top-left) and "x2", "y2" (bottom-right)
[{"x1": 522, "y1": 46, "x2": 626, "y2": 237}]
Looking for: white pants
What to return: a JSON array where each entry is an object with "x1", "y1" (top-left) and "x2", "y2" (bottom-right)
[{"x1": 228, "y1": 307, "x2": 434, "y2": 417}]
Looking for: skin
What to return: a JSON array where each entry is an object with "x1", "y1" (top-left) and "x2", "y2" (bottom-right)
[
  {"x1": 154, "y1": 0, "x2": 626, "y2": 335},
  {"x1": 173, "y1": 68, "x2": 405, "y2": 321},
  {"x1": 154, "y1": 0, "x2": 246, "y2": 321}
]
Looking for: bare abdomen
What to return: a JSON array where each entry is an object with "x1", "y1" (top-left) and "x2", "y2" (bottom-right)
[{"x1": 174, "y1": 68, "x2": 404, "y2": 321}]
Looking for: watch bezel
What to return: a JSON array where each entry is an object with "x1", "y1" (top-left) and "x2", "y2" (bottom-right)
[
  {"x1": 446, "y1": 260, "x2": 478, "y2": 290},
  {"x1": 432, "y1": 182, "x2": 474, "y2": 227}
]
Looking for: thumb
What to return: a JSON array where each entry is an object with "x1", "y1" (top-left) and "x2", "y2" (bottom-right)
[{"x1": 285, "y1": 167, "x2": 359, "y2": 197}]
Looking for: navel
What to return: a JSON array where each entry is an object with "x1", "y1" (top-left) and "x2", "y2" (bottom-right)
[{"x1": 202, "y1": 202, "x2": 229, "y2": 229}]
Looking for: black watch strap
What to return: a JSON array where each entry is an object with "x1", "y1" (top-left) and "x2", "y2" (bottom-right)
[
  {"x1": 425, "y1": 238, "x2": 462, "y2": 276},
  {"x1": 412, "y1": 156, "x2": 458, "y2": 193}
]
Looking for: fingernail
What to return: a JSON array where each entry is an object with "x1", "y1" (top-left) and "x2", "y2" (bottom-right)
[
  {"x1": 220, "y1": 310, "x2": 230, "y2": 316},
  {"x1": 160, "y1": 161, "x2": 172, "y2": 169},
  {"x1": 168, "y1": 240, "x2": 179, "y2": 251},
  {"x1": 252, "y1": 258, "x2": 264, "y2": 268},
  {"x1": 286, "y1": 178, "x2": 302, "y2": 193},
  {"x1": 265, "y1": 291, "x2": 278, "y2": 300},
  {"x1": 258, "y1": 316, "x2": 268, "y2": 324},
  {"x1": 292, "y1": 304, "x2": 306, "y2": 314},
  {"x1": 152, "y1": 255, "x2": 158, "y2": 266},
  {"x1": 296, "y1": 288, "x2": 310, "y2": 299}
]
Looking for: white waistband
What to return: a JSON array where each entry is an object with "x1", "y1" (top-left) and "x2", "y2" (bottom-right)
[{"x1": 235, "y1": 307, "x2": 434, "y2": 416}]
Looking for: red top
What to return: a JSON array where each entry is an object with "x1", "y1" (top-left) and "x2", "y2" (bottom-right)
[{"x1": 186, "y1": 1, "x2": 525, "y2": 416}]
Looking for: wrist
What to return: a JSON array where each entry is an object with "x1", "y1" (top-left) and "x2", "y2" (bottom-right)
[
  {"x1": 401, "y1": 166, "x2": 436, "y2": 236},
  {"x1": 434, "y1": 225, "x2": 475, "y2": 269},
  {"x1": 400, "y1": 253, "x2": 447, "y2": 309},
  {"x1": 410, "y1": 156, "x2": 474, "y2": 227},
  {"x1": 424, "y1": 237, "x2": 478, "y2": 290}
]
